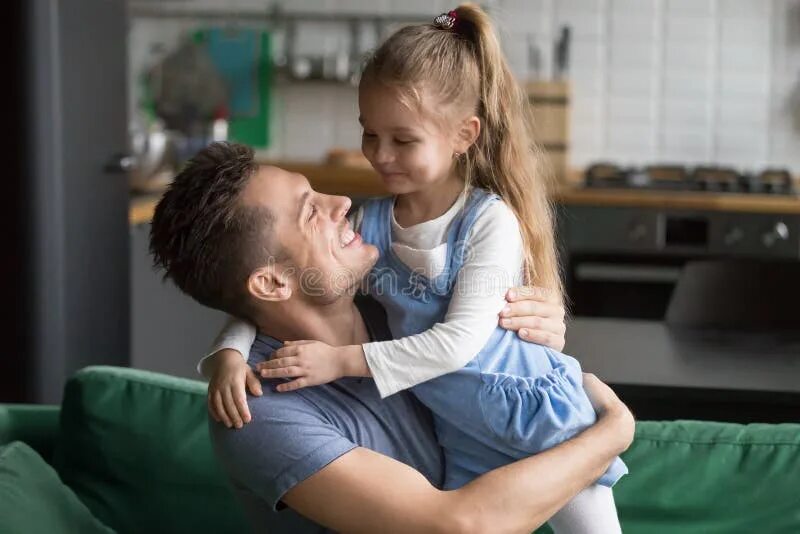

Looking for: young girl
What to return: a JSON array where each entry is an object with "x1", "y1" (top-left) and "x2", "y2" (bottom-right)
[{"x1": 206, "y1": 5, "x2": 626, "y2": 532}]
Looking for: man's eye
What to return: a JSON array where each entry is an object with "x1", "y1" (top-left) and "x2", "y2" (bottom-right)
[
  {"x1": 395, "y1": 138, "x2": 414, "y2": 145},
  {"x1": 308, "y1": 205, "x2": 317, "y2": 221},
  {"x1": 362, "y1": 131, "x2": 377, "y2": 138}
]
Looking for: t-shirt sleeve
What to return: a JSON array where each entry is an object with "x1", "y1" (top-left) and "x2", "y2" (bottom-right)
[
  {"x1": 364, "y1": 201, "x2": 525, "y2": 398},
  {"x1": 209, "y1": 391, "x2": 357, "y2": 511}
]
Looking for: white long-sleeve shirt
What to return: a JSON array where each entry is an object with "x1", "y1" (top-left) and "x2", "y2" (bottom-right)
[{"x1": 200, "y1": 193, "x2": 524, "y2": 398}]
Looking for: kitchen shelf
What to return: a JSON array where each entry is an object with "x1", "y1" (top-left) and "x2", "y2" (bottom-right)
[
  {"x1": 129, "y1": 162, "x2": 800, "y2": 226},
  {"x1": 128, "y1": 3, "x2": 429, "y2": 25}
]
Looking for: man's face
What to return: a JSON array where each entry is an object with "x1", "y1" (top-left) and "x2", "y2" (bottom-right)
[{"x1": 241, "y1": 165, "x2": 378, "y2": 302}]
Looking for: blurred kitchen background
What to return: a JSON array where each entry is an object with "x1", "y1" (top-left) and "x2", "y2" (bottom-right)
[{"x1": 6, "y1": 0, "x2": 800, "y2": 422}]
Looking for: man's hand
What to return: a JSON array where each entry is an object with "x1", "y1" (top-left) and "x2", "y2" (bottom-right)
[
  {"x1": 207, "y1": 349, "x2": 263, "y2": 429},
  {"x1": 499, "y1": 286, "x2": 567, "y2": 351},
  {"x1": 255, "y1": 341, "x2": 367, "y2": 392},
  {"x1": 582, "y1": 373, "x2": 635, "y2": 454}
]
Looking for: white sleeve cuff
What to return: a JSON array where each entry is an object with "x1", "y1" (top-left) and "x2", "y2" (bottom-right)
[{"x1": 197, "y1": 318, "x2": 257, "y2": 378}]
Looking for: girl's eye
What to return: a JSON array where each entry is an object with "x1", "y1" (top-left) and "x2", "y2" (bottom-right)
[
  {"x1": 395, "y1": 138, "x2": 415, "y2": 145},
  {"x1": 362, "y1": 131, "x2": 377, "y2": 139}
]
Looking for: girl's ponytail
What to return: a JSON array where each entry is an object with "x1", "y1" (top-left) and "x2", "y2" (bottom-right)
[{"x1": 453, "y1": 4, "x2": 563, "y2": 302}]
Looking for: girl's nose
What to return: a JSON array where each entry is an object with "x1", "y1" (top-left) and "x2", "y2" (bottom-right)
[{"x1": 374, "y1": 142, "x2": 394, "y2": 164}]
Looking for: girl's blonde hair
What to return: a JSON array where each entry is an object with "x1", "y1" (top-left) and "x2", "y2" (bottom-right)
[{"x1": 360, "y1": 3, "x2": 563, "y2": 303}]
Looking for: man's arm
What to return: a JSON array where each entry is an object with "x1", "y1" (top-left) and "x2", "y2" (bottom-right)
[{"x1": 283, "y1": 375, "x2": 634, "y2": 534}]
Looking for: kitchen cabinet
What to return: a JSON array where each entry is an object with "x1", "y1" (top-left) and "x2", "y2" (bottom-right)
[{"x1": 130, "y1": 223, "x2": 227, "y2": 379}]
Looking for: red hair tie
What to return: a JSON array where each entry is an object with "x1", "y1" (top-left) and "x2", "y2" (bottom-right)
[{"x1": 433, "y1": 10, "x2": 458, "y2": 30}]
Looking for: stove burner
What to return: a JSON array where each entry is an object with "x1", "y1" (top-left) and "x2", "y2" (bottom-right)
[{"x1": 585, "y1": 163, "x2": 796, "y2": 195}]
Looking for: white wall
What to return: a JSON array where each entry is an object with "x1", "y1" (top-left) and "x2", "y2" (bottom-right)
[{"x1": 128, "y1": 0, "x2": 800, "y2": 174}]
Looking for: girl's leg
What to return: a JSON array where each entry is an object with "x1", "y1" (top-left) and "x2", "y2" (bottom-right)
[{"x1": 548, "y1": 484, "x2": 622, "y2": 534}]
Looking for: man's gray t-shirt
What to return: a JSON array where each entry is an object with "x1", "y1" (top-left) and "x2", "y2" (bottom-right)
[{"x1": 209, "y1": 296, "x2": 444, "y2": 533}]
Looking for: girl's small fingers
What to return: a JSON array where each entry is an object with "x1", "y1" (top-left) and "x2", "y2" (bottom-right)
[
  {"x1": 276, "y1": 378, "x2": 308, "y2": 393},
  {"x1": 213, "y1": 391, "x2": 232, "y2": 428},
  {"x1": 208, "y1": 394, "x2": 221, "y2": 423},
  {"x1": 261, "y1": 366, "x2": 305, "y2": 379},
  {"x1": 258, "y1": 357, "x2": 300, "y2": 370},
  {"x1": 222, "y1": 389, "x2": 243, "y2": 429},
  {"x1": 271, "y1": 348, "x2": 292, "y2": 359},
  {"x1": 233, "y1": 388, "x2": 251, "y2": 424},
  {"x1": 246, "y1": 371, "x2": 264, "y2": 397}
]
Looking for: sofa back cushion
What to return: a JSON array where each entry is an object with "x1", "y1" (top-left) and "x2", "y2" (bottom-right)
[
  {"x1": 0, "y1": 440, "x2": 114, "y2": 533},
  {"x1": 53, "y1": 366, "x2": 248, "y2": 534},
  {"x1": 53, "y1": 367, "x2": 800, "y2": 534},
  {"x1": 614, "y1": 419, "x2": 800, "y2": 533}
]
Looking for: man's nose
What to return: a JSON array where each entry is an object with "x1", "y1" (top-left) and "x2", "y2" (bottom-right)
[{"x1": 329, "y1": 195, "x2": 352, "y2": 221}]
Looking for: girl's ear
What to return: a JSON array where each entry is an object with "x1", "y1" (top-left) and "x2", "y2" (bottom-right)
[{"x1": 455, "y1": 115, "x2": 481, "y2": 154}]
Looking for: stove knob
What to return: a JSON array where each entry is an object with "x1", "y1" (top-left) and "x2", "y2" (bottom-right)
[
  {"x1": 762, "y1": 222, "x2": 789, "y2": 248},
  {"x1": 723, "y1": 227, "x2": 744, "y2": 246},
  {"x1": 628, "y1": 222, "x2": 648, "y2": 242}
]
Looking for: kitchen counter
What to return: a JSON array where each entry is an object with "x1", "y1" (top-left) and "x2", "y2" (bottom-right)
[
  {"x1": 129, "y1": 161, "x2": 800, "y2": 225},
  {"x1": 566, "y1": 317, "x2": 800, "y2": 394},
  {"x1": 557, "y1": 187, "x2": 800, "y2": 215}
]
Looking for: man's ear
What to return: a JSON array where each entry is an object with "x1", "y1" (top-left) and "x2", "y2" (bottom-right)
[
  {"x1": 455, "y1": 115, "x2": 481, "y2": 154},
  {"x1": 247, "y1": 264, "x2": 292, "y2": 303}
]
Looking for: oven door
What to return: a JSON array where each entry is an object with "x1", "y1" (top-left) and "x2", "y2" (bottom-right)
[{"x1": 565, "y1": 254, "x2": 684, "y2": 319}]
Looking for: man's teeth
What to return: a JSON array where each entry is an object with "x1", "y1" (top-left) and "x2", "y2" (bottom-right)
[{"x1": 340, "y1": 228, "x2": 356, "y2": 247}]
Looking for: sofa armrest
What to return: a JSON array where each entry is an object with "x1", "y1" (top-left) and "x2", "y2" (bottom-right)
[{"x1": 0, "y1": 404, "x2": 60, "y2": 461}]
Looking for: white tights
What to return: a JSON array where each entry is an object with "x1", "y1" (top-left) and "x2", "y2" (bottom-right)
[{"x1": 548, "y1": 484, "x2": 622, "y2": 534}]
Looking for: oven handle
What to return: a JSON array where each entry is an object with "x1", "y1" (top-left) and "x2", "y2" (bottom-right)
[{"x1": 574, "y1": 263, "x2": 683, "y2": 283}]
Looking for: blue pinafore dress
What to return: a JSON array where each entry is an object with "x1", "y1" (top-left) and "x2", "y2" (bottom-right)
[{"x1": 359, "y1": 189, "x2": 627, "y2": 489}]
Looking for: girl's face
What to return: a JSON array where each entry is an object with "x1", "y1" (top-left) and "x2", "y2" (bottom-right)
[{"x1": 358, "y1": 84, "x2": 459, "y2": 195}]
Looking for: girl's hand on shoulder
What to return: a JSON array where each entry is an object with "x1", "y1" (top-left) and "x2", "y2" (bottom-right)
[
  {"x1": 498, "y1": 286, "x2": 567, "y2": 351},
  {"x1": 255, "y1": 340, "x2": 354, "y2": 392},
  {"x1": 207, "y1": 349, "x2": 262, "y2": 429}
]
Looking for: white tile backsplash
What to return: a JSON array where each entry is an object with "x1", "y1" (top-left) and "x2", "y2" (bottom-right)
[
  {"x1": 608, "y1": 96, "x2": 656, "y2": 122},
  {"x1": 611, "y1": 0, "x2": 657, "y2": 15},
  {"x1": 718, "y1": 73, "x2": 770, "y2": 97},
  {"x1": 718, "y1": 0, "x2": 773, "y2": 19},
  {"x1": 662, "y1": 100, "x2": 713, "y2": 127},
  {"x1": 720, "y1": 19, "x2": 771, "y2": 47},
  {"x1": 128, "y1": 0, "x2": 800, "y2": 174},
  {"x1": 665, "y1": 0, "x2": 714, "y2": 18},
  {"x1": 608, "y1": 70, "x2": 656, "y2": 96},
  {"x1": 665, "y1": 16, "x2": 715, "y2": 43},
  {"x1": 664, "y1": 44, "x2": 713, "y2": 69}
]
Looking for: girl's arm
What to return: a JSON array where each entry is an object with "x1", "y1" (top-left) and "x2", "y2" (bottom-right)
[
  {"x1": 363, "y1": 201, "x2": 524, "y2": 397},
  {"x1": 198, "y1": 316, "x2": 257, "y2": 378},
  {"x1": 257, "y1": 202, "x2": 562, "y2": 396}
]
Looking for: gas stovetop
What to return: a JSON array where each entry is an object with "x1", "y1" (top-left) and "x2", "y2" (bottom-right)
[{"x1": 585, "y1": 163, "x2": 797, "y2": 195}]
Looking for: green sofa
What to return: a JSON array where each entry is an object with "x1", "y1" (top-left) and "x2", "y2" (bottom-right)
[{"x1": 1, "y1": 366, "x2": 799, "y2": 533}]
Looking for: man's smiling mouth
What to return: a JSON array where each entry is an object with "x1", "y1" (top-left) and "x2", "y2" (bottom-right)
[{"x1": 340, "y1": 226, "x2": 357, "y2": 248}]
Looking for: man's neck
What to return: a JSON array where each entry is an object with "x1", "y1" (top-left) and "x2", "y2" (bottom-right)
[{"x1": 252, "y1": 295, "x2": 369, "y2": 346}]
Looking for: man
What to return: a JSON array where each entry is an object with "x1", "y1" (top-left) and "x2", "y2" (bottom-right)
[{"x1": 150, "y1": 142, "x2": 634, "y2": 533}]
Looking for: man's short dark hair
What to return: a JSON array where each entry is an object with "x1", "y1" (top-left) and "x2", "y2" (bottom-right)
[{"x1": 149, "y1": 142, "x2": 277, "y2": 319}]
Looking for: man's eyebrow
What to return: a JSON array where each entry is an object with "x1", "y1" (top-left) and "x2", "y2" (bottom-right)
[{"x1": 297, "y1": 190, "x2": 311, "y2": 224}]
